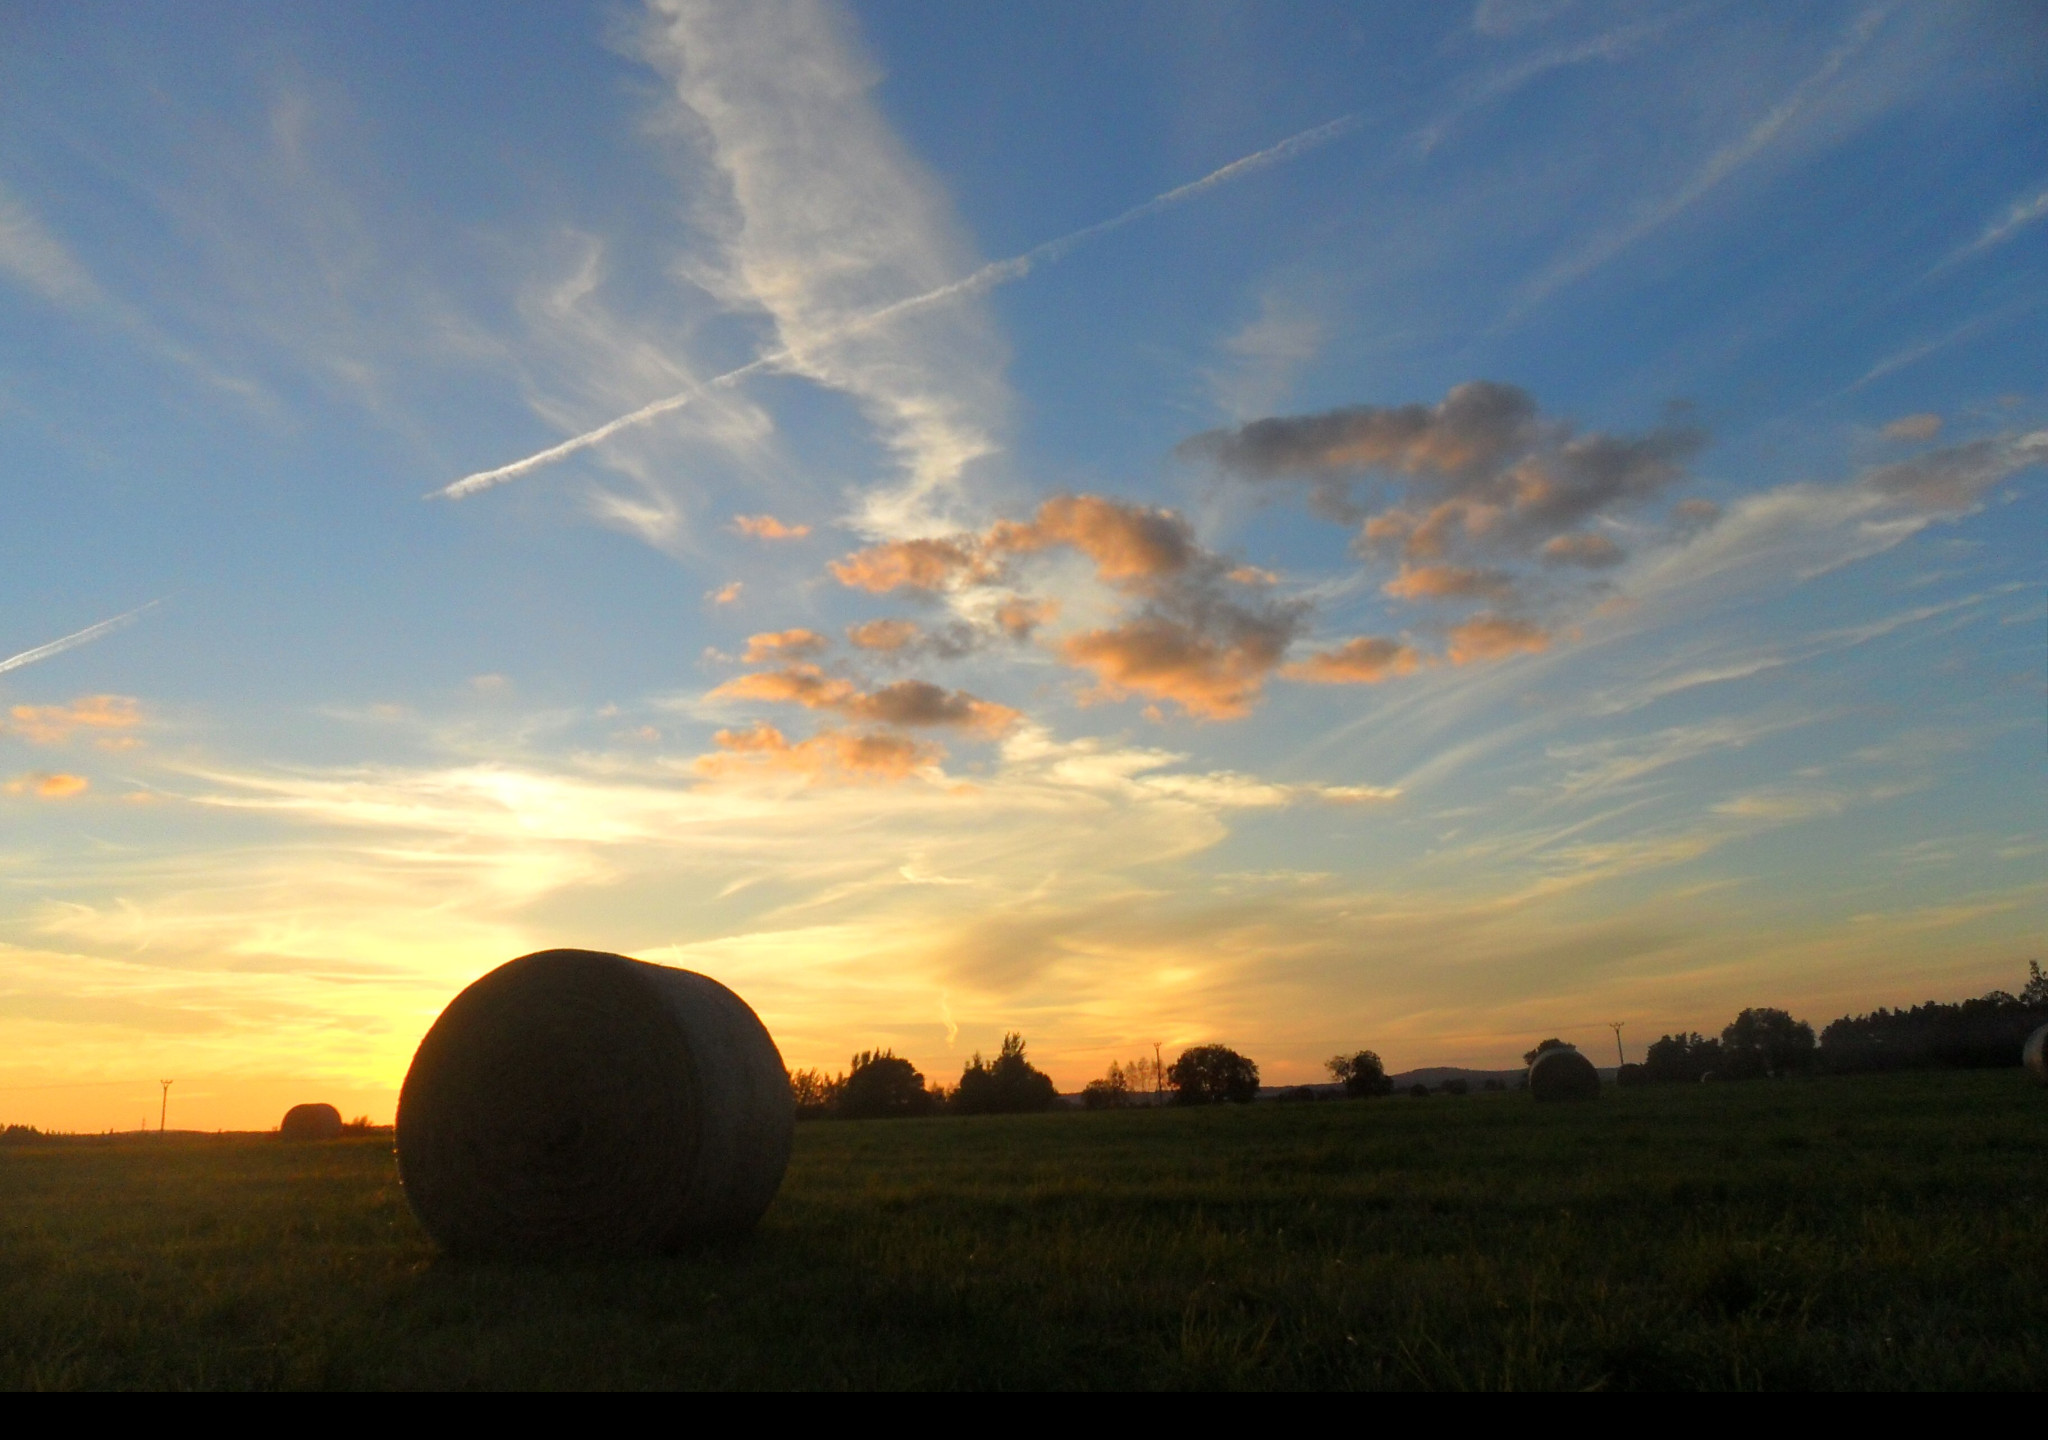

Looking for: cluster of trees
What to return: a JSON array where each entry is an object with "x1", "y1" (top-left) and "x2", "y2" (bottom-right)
[
  {"x1": 1817, "y1": 962, "x2": 2048, "y2": 1072},
  {"x1": 790, "y1": 1033, "x2": 1061, "y2": 1120},
  {"x1": 1079, "y1": 1054, "x2": 1163, "y2": 1109},
  {"x1": 1632, "y1": 965, "x2": 2048, "y2": 1083},
  {"x1": 1084, "y1": 1045, "x2": 1261, "y2": 1106}
]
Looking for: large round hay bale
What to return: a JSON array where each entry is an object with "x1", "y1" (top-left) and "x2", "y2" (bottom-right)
[
  {"x1": 2026, "y1": 1024, "x2": 2048, "y2": 1084},
  {"x1": 280, "y1": 1102, "x2": 344, "y2": 1141},
  {"x1": 1528, "y1": 1046, "x2": 1600, "y2": 1101},
  {"x1": 396, "y1": 949, "x2": 793, "y2": 1259}
]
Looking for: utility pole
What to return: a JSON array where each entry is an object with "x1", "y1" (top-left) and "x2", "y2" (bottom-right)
[
  {"x1": 1607, "y1": 1023, "x2": 1625, "y2": 1067},
  {"x1": 159, "y1": 1079, "x2": 173, "y2": 1134},
  {"x1": 1152, "y1": 1041, "x2": 1164, "y2": 1103}
]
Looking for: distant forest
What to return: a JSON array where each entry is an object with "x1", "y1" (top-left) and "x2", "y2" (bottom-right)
[{"x1": 1634, "y1": 962, "x2": 2048, "y2": 1083}]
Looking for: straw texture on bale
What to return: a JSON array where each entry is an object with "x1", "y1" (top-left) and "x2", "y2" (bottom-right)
[
  {"x1": 279, "y1": 1102, "x2": 344, "y2": 1141},
  {"x1": 1528, "y1": 1046, "x2": 1601, "y2": 1101},
  {"x1": 397, "y1": 949, "x2": 794, "y2": 1259},
  {"x1": 2026, "y1": 1024, "x2": 2048, "y2": 1085}
]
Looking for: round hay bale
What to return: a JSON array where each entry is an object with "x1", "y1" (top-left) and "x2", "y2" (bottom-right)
[
  {"x1": 280, "y1": 1102, "x2": 344, "y2": 1141},
  {"x1": 1528, "y1": 1046, "x2": 1600, "y2": 1101},
  {"x1": 2025, "y1": 1023, "x2": 2048, "y2": 1085},
  {"x1": 396, "y1": 949, "x2": 793, "y2": 1259}
]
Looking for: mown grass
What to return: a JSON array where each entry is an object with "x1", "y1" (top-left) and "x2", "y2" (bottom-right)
[{"x1": 5, "y1": 1070, "x2": 2047, "y2": 1389}]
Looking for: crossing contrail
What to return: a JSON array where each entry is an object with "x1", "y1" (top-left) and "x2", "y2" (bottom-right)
[
  {"x1": 0, "y1": 600, "x2": 159, "y2": 677},
  {"x1": 432, "y1": 113, "x2": 1363, "y2": 501}
]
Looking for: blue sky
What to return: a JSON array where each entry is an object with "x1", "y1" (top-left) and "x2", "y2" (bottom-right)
[{"x1": 1, "y1": 0, "x2": 2042, "y2": 1129}]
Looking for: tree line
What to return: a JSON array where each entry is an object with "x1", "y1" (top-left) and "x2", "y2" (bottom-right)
[
  {"x1": 790, "y1": 1037, "x2": 1267, "y2": 1119},
  {"x1": 1628, "y1": 962, "x2": 2048, "y2": 1083},
  {"x1": 788, "y1": 961, "x2": 2048, "y2": 1117}
]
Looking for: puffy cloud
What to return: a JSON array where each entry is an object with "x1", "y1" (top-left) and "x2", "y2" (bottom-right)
[
  {"x1": 4, "y1": 771, "x2": 89, "y2": 798},
  {"x1": 1446, "y1": 614, "x2": 1550, "y2": 664},
  {"x1": 707, "y1": 581, "x2": 744, "y2": 606},
  {"x1": 742, "y1": 628, "x2": 829, "y2": 663},
  {"x1": 1881, "y1": 413, "x2": 1942, "y2": 442},
  {"x1": 987, "y1": 494, "x2": 1196, "y2": 585},
  {"x1": 846, "y1": 618, "x2": 920, "y2": 652},
  {"x1": 1183, "y1": 381, "x2": 1702, "y2": 567},
  {"x1": 6, "y1": 695, "x2": 142, "y2": 745},
  {"x1": 829, "y1": 537, "x2": 977, "y2": 593},
  {"x1": 1062, "y1": 610, "x2": 1297, "y2": 721},
  {"x1": 829, "y1": 493, "x2": 1307, "y2": 719},
  {"x1": 1541, "y1": 532, "x2": 1625, "y2": 568},
  {"x1": 732, "y1": 514, "x2": 812, "y2": 540},
  {"x1": 692, "y1": 722, "x2": 939, "y2": 783},
  {"x1": 1382, "y1": 563, "x2": 1517, "y2": 601},
  {"x1": 995, "y1": 597, "x2": 1057, "y2": 640},
  {"x1": 1182, "y1": 379, "x2": 1541, "y2": 484},
  {"x1": 852, "y1": 681, "x2": 1018, "y2": 736},
  {"x1": 713, "y1": 663, "x2": 1016, "y2": 735},
  {"x1": 1282, "y1": 637, "x2": 1423, "y2": 685}
]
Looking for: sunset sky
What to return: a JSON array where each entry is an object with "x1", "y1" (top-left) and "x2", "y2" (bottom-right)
[{"x1": 3, "y1": 0, "x2": 2043, "y2": 1131}]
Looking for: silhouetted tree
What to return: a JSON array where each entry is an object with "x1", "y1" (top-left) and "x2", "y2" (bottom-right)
[
  {"x1": 1326, "y1": 1049, "x2": 1394, "y2": 1098},
  {"x1": 789, "y1": 1067, "x2": 844, "y2": 1119},
  {"x1": 836, "y1": 1050, "x2": 933, "y2": 1119},
  {"x1": 1481, "y1": 1078, "x2": 1506, "y2": 1092},
  {"x1": 1721, "y1": 1008, "x2": 1815, "y2": 1078},
  {"x1": 1643, "y1": 1032, "x2": 1722, "y2": 1083},
  {"x1": 1168, "y1": 1044, "x2": 1260, "y2": 1105},
  {"x1": 952, "y1": 1033, "x2": 1060, "y2": 1114},
  {"x1": 1081, "y1": 1060, "x2": 1133, "y2": 1110},
  {"x1": 1437, "y1": 1077, "x2": 1470, "y2": 1096},
  {"x1": 1522, "y1": 1038, "x2": 1568, "y2": 1065},
  {"x1": 1407, "y1": 1083, "x2": 1430, "y2": 1098}
]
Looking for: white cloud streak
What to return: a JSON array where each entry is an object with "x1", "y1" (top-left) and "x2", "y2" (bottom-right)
[
  {"x1": 1931, "y1": 182, "x2": 2048, "y2": 276},
  {"x1": 1514, "y1": 2, "x2": 1893, "y2": 313},
  {"x1": 0, "y1": 601, "x2": 160, "y2": 678},
  {"x1": 432, "y1": 81, "x2": 1360, "y2": 504}
]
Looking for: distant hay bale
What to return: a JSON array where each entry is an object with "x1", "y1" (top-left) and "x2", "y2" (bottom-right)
[
  {"x1": 279, "y1": 1103, "x2": 344, "y2": 1141},
  {"x1": 396, "y1": 949, "x2": 794, "y2": 1260},
  {"x1": 2026, "y1": 1024, "x2": 2048, "y2": 1085},
  {"x1": 1528, "y1": 1046, "x2": 1600, "y2": 1102}
]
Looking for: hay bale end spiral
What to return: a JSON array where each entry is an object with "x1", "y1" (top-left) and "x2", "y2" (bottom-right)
[
  {"x1": 396, "y1": 949, "x2": 794, "y2": 1259},
  {"x1": 279, "y1": 1102, "x2": 344, "y2": 1141},
  {"x1": 1528, "y1": 1045, "x2": 1601, "y2": 1102}
]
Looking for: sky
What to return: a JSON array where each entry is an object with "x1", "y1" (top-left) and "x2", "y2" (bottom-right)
[{"x1": 1, "y1": 0, "x2": 2043, "y2": 1132}]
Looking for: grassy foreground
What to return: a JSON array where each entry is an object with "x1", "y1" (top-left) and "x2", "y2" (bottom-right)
[{"x1": 5, "y1": 1070, "x2": 2048, "y2": 1390}]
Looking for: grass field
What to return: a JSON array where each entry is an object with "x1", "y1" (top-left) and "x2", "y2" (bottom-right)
[{"x1": 6, "y1": 1070, "x2": 2048, "y2": 1390}]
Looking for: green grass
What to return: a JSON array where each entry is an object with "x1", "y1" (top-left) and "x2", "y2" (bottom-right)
[{"x1": 6, "y1": 1070, "x2": 2048, "y2": 1389}]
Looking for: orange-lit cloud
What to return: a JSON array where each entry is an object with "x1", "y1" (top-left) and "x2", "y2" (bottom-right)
[
  {"x1": 692, "y1": 722, "x2": 939, "y2": 783},
  {"x1": 707, "y1": 581, "x2": 744, "y2": 606},
  {"x1": 4, "y1": 771, "x2": 89, "y2": 798},
  {"x1": 1227, "y1": 565, "x2": 1278, "y2": 586},
  {"x1": 1447, "y1": 614, "x2": 1550, "y2": 664},
  {"x1": 1541, "y1": 532, "x2": 1625, "y2": 568},
  {"x1": 1881, "y1": 413, "x2": 1942, "y2": 442},
  {"x1": 1282, "y1": 636, "x2": 1423, "y2": 685},
  {"x1": 1062, "y1": 615, "x2": 1291, "y2": 720},
  {"x1": 742, "y1": 628, "x2": 829, "y2": 663},
  {"x1": 988, "y1": 494, "x2": 1195, "y2": 585},
  {"x1": 714, "y1": 664, "x2": 1017, "y2": 735},
  {"x1": 6, "y1": 694, "x2": 141, "y2": 745},
  {"x1": 995, "y1": 597, "x2": 1057, "y2": 639},
  {"x1": 732, "y1": 514, "x2": 812, "y2": 540},
  {"x1": 846, "y1": 618, "x2": 921, "y2": 652},
  {"x1": 1382, "y1": 563, "x2": 1515, "y2": 601},
  {"x1": 829, "y1": 537, "x2": 976, "y2": 593}
]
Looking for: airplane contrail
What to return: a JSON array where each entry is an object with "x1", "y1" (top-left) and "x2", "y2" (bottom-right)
[
  {"x1": 0, "y1": 600, "x2": 160, "y2": 677},
  {"x1": 432, "y1": 113, "x2": 1363, "y2": 501}
]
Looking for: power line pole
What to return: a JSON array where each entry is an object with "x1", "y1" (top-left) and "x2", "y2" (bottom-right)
[
  {"x1": 159, "y1": 1079, "x2": 173, "y2": 1134},
  {"x1": 1607, "y1": 1023, "x2": 1625, "y2": 1067},
  {"x1": 1152, "y1": 1041, "x2": 1163, "y2": 1103}
]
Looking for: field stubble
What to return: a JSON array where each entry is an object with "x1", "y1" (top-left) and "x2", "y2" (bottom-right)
[{"x1": 4, "y1": 1071, "x2": 2046, "y2": 1389}]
